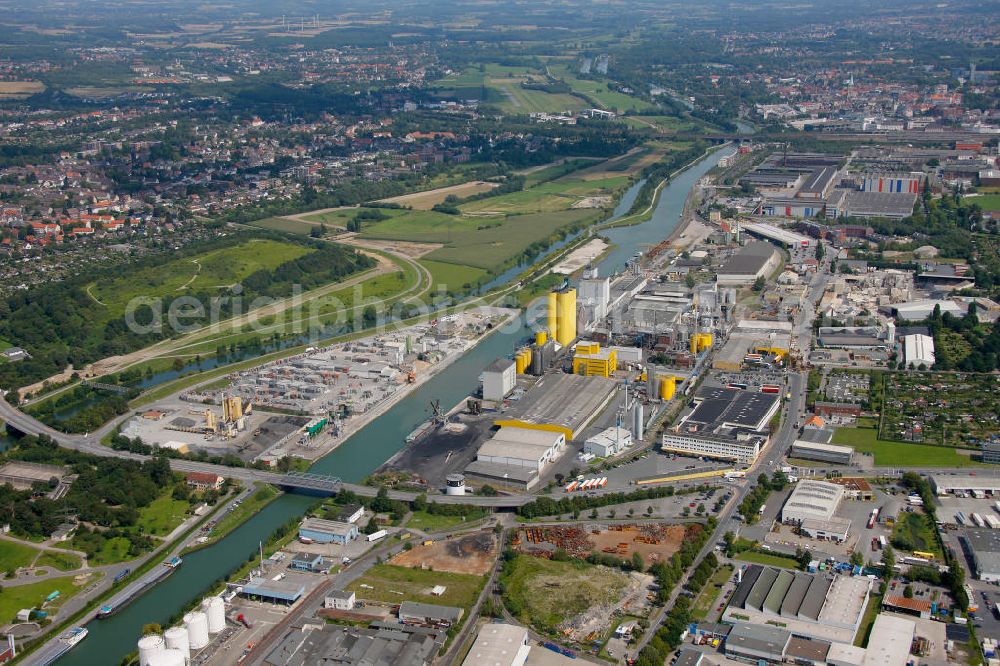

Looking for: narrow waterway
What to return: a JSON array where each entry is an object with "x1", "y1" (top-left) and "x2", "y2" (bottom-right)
[{"x1": 56, "y1": 145, "x2": 729, "y2": 666}]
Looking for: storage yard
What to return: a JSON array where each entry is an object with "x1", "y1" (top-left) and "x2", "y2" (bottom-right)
[
  {"x1": 388, "y1": 532, "x2": 497, "y2": 576},
  {"x1": 513, "y1": 522, "x2": 692, "y2": 567}
]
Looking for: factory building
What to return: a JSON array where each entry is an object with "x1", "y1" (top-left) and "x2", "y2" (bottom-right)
[
  {"x1": 861, "y1": 614, "x2": 916, "y2": 666},
  {"x1": 584, "y1": 426, "x2": 632, "y2": 458},
  {"x1": 482, "y1": 358, "x2": 516, "y2": 402},
  {"x1": 739, "y1": 222, "x2": 813, "y2": 249},
  {"x1": 724, "y1": 623, "x2": 791, "y2": 665},
  {"x1": 462, "y1": 623, "x2": 530, "y2": 666},
  {"x1": 493, "y1": 373, "x2": 617, "y2": 441},
  {"x1": 780, "y1": 480, "x2": 845, "y2": 525},
  {"x1": 474, "y1": 427, "x2": 565, "y2": 471},
  {"x1": 398, "y1": 601, "x2": 463, "y2": 628},
  {"x1": 578, "y1": 272, "x2": 610, "y2": 331},
  {"x1": 797, "y1": 166, "x2": 840, "y2": 199},
  {"x1": 241, "y1": 576, "x2": 306, "y2": 605},
  {"x1": 299, "y1": 517, "x2": 359, "y2": 545},
  {"x1": 572, "y1": 341, "x2": 617, "y2": 378},
  {"x1": 789, "y1": 440, "x2": 854, "y2": 465},
  {"x1": 882, "y1": 299, "x2": 965, "y2": 321},
  {"x1": 929, "y1": 475, "x2": 1000, "y2": 495},
  {"x1": 860, "y1": 172, "x2": 925, "y2": 194},
  {"x1": 902, "y1": 333, "x2": 935, "y2": 367},
  {"x1": 960, "y1": 529, "x2": 1000, "y2": 583},
  {"x1": 661, "y1": 386, "x2": 779, "y2": 463},
  {"x1": 717, "y1": 242, "x2": 781, "y2": 286},
  {"x1": 263, "y1": 623, "x2": 442, "y2": 666},
  {"x1": 724, "y1": 565, "x2": 872, "y2": 645}
]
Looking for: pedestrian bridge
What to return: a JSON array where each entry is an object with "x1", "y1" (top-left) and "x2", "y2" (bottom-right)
[{"x1": 276, "y1": 471, "x2": 342, "y2": 495}]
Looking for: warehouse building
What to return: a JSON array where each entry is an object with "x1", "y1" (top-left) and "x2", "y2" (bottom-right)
[
  {"x1": 929, "y1": 475, "x2": 1000, "y2": 495},
  {"x1": 723, "y1": 565, "x2": 872, "y2": 644},
  {"x1": 781, "y1": 480, "x2": 845, "y2": 525},
  {"x1": 661, "y1": 386, "x2": 779, "y2": 464},
  {"x1": 398, "y1": 601, "x2": 463, "y2": 628},
  {"x1": 241, "y1": 575, "x2": 307, "y2": 605},
  {"x1": 837, "y1": 191, "x2": 918, "y2": 220},
  {"x1": 717, "y1": 242, "x2": 781, "y2": 286},
  {"x1": 882, "y1": 299, "x2": 965, "y2": 321},
  {"x1": 960, "y1": 528, "x2": 1000, "y2": 583},
  {"x1": 740, "y1": 222, "x2": 812, "y2": 249},
  {"x1": 263, "y1": 623, "x2": 441, "y2": 666},
  {"x1": 724, "y1": 623, "x2": 791, "y2": 664},
  {"x1": 474, "y1": 427, "x2": 565, "y2": 471},
  {"x1": 584, "y1": 426, "x2": 632, "y2": 458},
  {"x1": 798, "y1": 517, "x2": 852, "y2": 542},
  {"x1": 572, "y1": 341, "x2": 617, "y2": 378},
  {"x1": 493, "y1": 372, "x2": 617, "y2": 441},
  {"x1": 461, "y1": 623, "x2": 530, "y2": 666},
  {"x1": 789, "y1": 440, "x2": 854, "y2": 465},
  {"x1": 902, "y1": 333, "x2": 935, "y2": 367},
  {"x1": 482, "y1": 358, "x2": 516, "y2": 402},
  {"x1": 984, "y1": 441, "x2": 1000, "y2": 465},
  {"x1": 862, "y1": 614, "x2": 915, "y2": 666},
  {"x1": 299, "y1": 517, "x2": 359, "y2": 545}
]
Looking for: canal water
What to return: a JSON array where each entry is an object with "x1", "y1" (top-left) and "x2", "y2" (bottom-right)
[{"x1": 56, "y1": 145, "x2": 729, "y2": 666}]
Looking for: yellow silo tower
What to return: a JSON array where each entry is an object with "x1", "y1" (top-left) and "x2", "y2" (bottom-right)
[
  {"x1": 659, "y1": 375, "x2": 676, "y2": 401},
  {"x1": 535, "y1": 330, "x2": 548, "y2": 346},
  {"x1": 547, "y1": 292, "x2": 559, "y2": 345},
  {"x1": 555, "y1": 288, "x2": 577, "y2": 346}
]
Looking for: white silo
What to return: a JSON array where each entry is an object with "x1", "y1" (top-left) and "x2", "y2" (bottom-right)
[
  {"x1": 204, "y1": 596, "x2": 226, "y2": 634},
  {"x1": 163, "y1": 626, "x2": 190, "y2": 663},
  {"x1": 185, "y1": 611, "x2": 210, "y2": 650},
  {"x1": 138, "y1": 634, "x2": 165, "y2": 666},
  {"x1": 147, "y1": 648, "x2": 186, "y2": 666}
]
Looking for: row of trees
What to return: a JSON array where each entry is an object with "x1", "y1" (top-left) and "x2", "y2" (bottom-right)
[{"x1": 516, "y1": 483, "x2": 717, "y2": 519}]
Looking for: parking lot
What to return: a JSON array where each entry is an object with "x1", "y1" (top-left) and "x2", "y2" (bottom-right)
[{"x1": 936, "y1": 496, "x2": 1000, "y2": 526}]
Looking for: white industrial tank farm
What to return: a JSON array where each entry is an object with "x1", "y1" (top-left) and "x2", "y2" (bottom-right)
[
  {"x1": 138, "y1": 633, "x2": 166, "y2": 666},
  {"x1": 203, "y1": 596, "x2": 226, "y2": 634},
  {"x1": 163, "y1": 625, "x2": 190, "y2": 662},
  {"x1": 184, "y1": 610, "x2": 210, "y2": 650}
]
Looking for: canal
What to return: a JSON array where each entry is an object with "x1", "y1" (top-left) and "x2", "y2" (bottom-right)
[{"x1": 56, "y1": 145, "x2": 730, "y2": 666}]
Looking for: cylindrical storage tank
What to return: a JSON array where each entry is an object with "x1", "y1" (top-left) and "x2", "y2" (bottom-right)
[
  {"x1": 163, "y1": 627, "x2": 190, "y2": 663},
  {"x1": 204, "y1": 596, "x2": 226, "y2": 634},
  {"x1": 646, "y1": 367, "x2": 659, "y2": 400},
  {"x1": 535, "y1": 330, "x2": 547, "y2": 346},
  {"x1": 147, "y1": 649, "x2": 186, "y2": 666},
  {"x1": 521, "y1": 347, "x2": 532, "y2": 369},
  {"x1": 659, "y1": 376, "x2": 676, "y2": 401},
  {"x1": 556, "y1": 289, "x2": 576, "y2": 346},
  {"x1": 546, "y1": 292, "x2": 559, "y2": 345},
  {"x1": 445, "y1": 473, "x2": 466, "y2": 496},
  {"x1": 185, "y1": 611, "x2": 210, "y2": 650},
  {"x1": 690, "y1": 334, "x2": 699, "y2": 354},
  {"x1": 632, "y1": 402, "x2": 644, "y2": 440},
  {"x1": 138, "y1": 634, "x2": 166, "y2": 666},
  {"x1": 514, "y1": 352, "x2": 526, "y2": 375}
]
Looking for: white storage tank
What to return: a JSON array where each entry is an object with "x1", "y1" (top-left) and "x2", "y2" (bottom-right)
[
  {"x1": 147, "y1": 648, "x2": 186, "y2": 666},
  {"x1": 445, "y1": 473, "x2": 466, "y2": 496},
  {"x1": 163, "y1": 626, "x2": 190, "y2": 663},
  {"x1": 185, "y1": 611, "x2": 210, "y2": 650},
  {"x1": 204, "y1": 596, "x2": 226, "y2": 634},
  {"x1": 138, "y1": 634, "x2": 165, "y2": 666}
]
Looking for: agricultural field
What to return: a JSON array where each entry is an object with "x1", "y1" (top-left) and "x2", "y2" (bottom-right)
[
  {"x1": 500, "y1": 554, "x2": 630, "y2": 636},
  {"x1": 418, "y1": 260, "x2": 488, "y2": 294},
  {"x1": 623, "y1": 115, "x2": 705, "y2": 133},
  {"x1": 378, "y1": 181, "x2": 499, "y2": 210},
  {"x1": 879, "y1": 372, "x2": 1000, "y2": 447},
  {"x1": 0, "y1": 574, "x2": 100, "y2": 624},
  {"x1": 433, "y1": 64, "x2": 589, "y2": 115},
  {"x1": 248, "y1": 217, "x2": 318, "y2": 235},
  {"x1": 0, "y1": 81, "x2": 45, "y2": 99},
  {"x1": 831, "y1": 426, "x2": 983, "y2": 467},
  {"x1": 346, "y1": 563, "x2": 485, "y2": 609},
  {"x1": 87, "y1": 238, "x2": 311, "y2": 317}
]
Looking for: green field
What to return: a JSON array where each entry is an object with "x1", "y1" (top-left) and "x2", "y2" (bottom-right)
[
  {"x1": 248, "y1": 217, "x2": 318, "y2": 235},
  {"x1": 0, "y1": 540, "x2": 41, "y2": 574},
  {"x1": 301, "y1": 208, "x2": 364, "y2": 227},
  {"x1": 831, "y1": 426, "x2": 983, "y2": 467},
  {"x1": 361, "y1": 208, "x2": 599, "y2": 270},
  {"x1": 87, "y1": 239, "x2": 311, "y2": 316},
  {"x1": 64, "y1": 535, "x2": 132, "y2": 565},
  {"x1": 970, "y1": 193, "x2": 1000, "y2": 211},
  {"x1": 434, "y1": 65, "x2": 589, "y2": 115},
  {"x1": 346, "y1": 563, "x2": 485, "y2": 609},
  {"x1": 691, "y1": 564, "x2": 733, "y2": 621},
  {"x1": 0, "y1": 575, "x2": 98, "y2": 624},
  {"x1": 136, "y1": 492, "x2": 191, "y2": 537},
  {"x1": 500, "y1": 554, "x2": 628, "y2": 634},
  {"x1": 735, "y1": 551, "x2": 800, "y2": 569},
  {"x1": 35, "y1": 550, "x2": 83, "y2": 572},
  {"x1": 891, "y1": 512, "x2": 943, "y2": 558},
  {"x1": 418, "y1": 260, "x2": 488, "y2": 295},
  {"x1": 547, "y1": 64, "x2": 657, "y2": 112},
  {"x1": 405, "y1": 508, "x2": 488, "y2": 532}
]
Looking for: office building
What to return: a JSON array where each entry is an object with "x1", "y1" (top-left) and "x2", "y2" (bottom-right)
[
  {"x1": 661, "y1": 386, "x2": 779, "y2": 463},
  {"x1": 789, "y1": 440, "x2": 853, "y2": 465}
]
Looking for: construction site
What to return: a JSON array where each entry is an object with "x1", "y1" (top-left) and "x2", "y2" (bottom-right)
[
  {"x1": 513, "y1": 522, "x2": 692, "y2": 567},
  {"x1": 388, "y1": 532, "x2": 497, "y2": 576}
]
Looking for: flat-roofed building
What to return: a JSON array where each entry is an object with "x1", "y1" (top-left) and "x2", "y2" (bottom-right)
[
  {"x1": 781, "y1": 480, "x2": 845, "y2": 525},
  {"x1": 299, "y1": 517, "x2": 359, "y2": 545},
  {"x1": 790, "y1": 440, "x2": 854, "y2": 465},
  {"x1": 960, "y1": 528, "x2": 1000, "y2": 583},
  {"x1": 799, "y1": 516, "x2": 852, "y2": 542},
  {"x1": 724, "y1": 623, "x2": 790, "y2": 664},
  {"x1": 785, "y1": 636, "x2": 830, "y2": 666},
  {"x1": 861, "y1": 614, "x2": 915, "y2": 666},
  {"x1": 827, "y1": 642, "x2": 867, "y2": 666},
  {"x1": 929, "y1": 475, "x2": 1000, "y2": 495},
  {"x1": 462, "y1": 623, "x2": 530, "y2": 666},
  {"x1": 482, "y1": 358, "x2": 516, "y2": 402},
  {"x1": 475, "y1": 427, "x2": 565, "y2": 471},
  {"x1": 493, "y1": 373, "x2": 618, "y2": 441},
  {"x1": 717, "y1": 242, "x2": 781, "y2": 286},
  {"x1": 583, "y1": 427, "x2": 632, "y2": 458},
  {"x1": 398, "y1": 601, "x2": 463, "y2": 628},
  {"x1": 662, "y1": 386, "x2": 779, "y2": 464}
]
